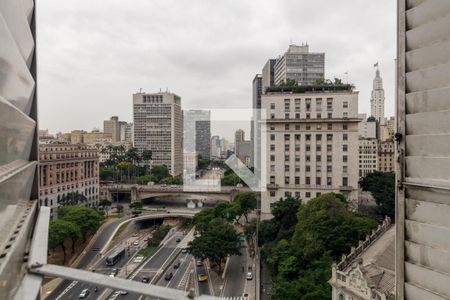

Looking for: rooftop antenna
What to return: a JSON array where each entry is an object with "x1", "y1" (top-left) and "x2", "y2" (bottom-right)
[
  {"x1": 159, "y1": 88, "x2": 162, "y2": 92},
  {"x1": 139, "y1": 88, "x2": 142, "y2": 93}
]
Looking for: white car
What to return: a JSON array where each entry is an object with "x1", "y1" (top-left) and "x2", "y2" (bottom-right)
[
  {"x1": 79, "y1": 289, "x2": 90, "y2": 298},
  {"x1": 133, "y1": 240, "x2": 139, "y2": 246},
  {"x1": 246, "y1": 271, "x2": 253, "y2": 280}
]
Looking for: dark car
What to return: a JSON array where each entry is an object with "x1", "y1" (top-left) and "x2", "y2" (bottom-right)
[
  {"x1": 176, "y1": 238, "x2": 181, "y2": 243},
  {"x1": 164, "y1": 272, "x2": 173, "y2": 281},
  {"x1": 174, "y1": 261, "x2": 181, "y2": 269},
  {"x1": 142, "y1": 276, "x2": 150, "y2": 283}
]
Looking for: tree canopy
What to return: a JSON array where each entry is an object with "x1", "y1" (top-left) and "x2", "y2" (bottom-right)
[
  {"x1": 359, "y1": 171, "x2": 395, "y2": 220},
  {"x1": 58, "y1": 206, "x2": 103, "y2": 242},
  {"x1": 188, "y1": 218, "x2": 241, "y2": 270},
  {"x1": 259, "y1": 193, "x2": 378, "y2": 300},
  {"x1": 150, "y1": 165, "x2": 170, "y2": 183},
  {"x1": 48, "y1": 219, "x2": 81, "y2": 262}
]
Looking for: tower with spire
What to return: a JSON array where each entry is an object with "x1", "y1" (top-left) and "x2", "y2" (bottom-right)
[{"x1": 370, "y1": 64, "x2": 385, "y2": 122}]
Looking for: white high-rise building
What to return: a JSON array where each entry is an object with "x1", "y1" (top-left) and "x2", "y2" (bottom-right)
[
  {"x1": 133, "y1": 92, "x2": 183, "y2": 176},
  {"x1": 261, "y1": 87, "x2": 360, "y2": 219},
  {"x1": 370, "y1": 67, "x2": 385, "y2": 122},
  {"x1": 274, "y1": 44, "x2": 325, "y2": 86}
]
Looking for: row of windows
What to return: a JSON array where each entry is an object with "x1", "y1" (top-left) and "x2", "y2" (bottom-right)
[
  {"x1": 270, "y1": 98, "x2": 348, "y2": 111},
  {"x1": 269, "y1": 112, "x2": 351, "y2": 120},
  {"x1": 271, "y1": 143, "x2": 349, "y2": 152},
  {"x1": 270, "y1": 164, "x2": 348, "y2": 173},
  {"x1": 270, "y1": 133, "x2": 348, "y2": 142}
]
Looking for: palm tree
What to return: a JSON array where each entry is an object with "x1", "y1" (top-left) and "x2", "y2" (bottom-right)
[{"x1": 58, "y1": 192, "x2": 87, "y2": 206}]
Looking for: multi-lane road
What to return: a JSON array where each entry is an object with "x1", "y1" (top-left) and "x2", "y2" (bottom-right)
[{"x1": 45, "y1": 218, "x2": 125, "y2": 300}]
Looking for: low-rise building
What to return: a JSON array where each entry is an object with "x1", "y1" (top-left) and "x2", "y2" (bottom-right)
[
  {"x1": 358, "y1": 138, "x2": 379, "y2": 178},
  {"x1": 330, "y1": 217, "x2": 394, "y2": 300},
  {"x1": 378, "y1": 140, "x2": 394, "y2": 173},
  {"x1": 39, "y1": 143, "x2": 100, "y2": 219}
]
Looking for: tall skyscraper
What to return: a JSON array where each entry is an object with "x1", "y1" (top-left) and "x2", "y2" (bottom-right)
[
  {"x1": 133, "y1": 92, "x2": 183, "y2": 176},
  {"x1": 183, "y1": 110, "x2": 211, "y2": 159},
  {"x1": 210, "y1": 135, "x2": 222, "y2": 158},
  {"x1": 103, "y1": 116, "x2": 120, "y2": 143},
  {"x1": 261, "y1": 86, "x2": 359, "y2": 219},
  {"x1": 234, "y1": 129, "x2": 245, "y2": 154},
  {"x1": 370, "y1": 67, "x2": 385, "y2": 122},
  {"x1": 274, "y1": 44, "x2": 325, "y2": 86},
  {"x1": 262, "y1": 59, "x2": 276, "y2": 91}
]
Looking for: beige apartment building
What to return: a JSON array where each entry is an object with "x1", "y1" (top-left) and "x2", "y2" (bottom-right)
[
  {"x1": 133, "y1": 92, "x2": 183, "y2": 176},
  {"x1": 358, "y1": 138, "x2": 379, "y2": 178},
  {"x1": 261, "y1": 88, "x2": 360, "y2": 219},
  {"x1": 378, "y1": 140, "x2": 394, "y2": 173},
  {"x1": 59, "y1": 130, "x2": 112, "y2": 144},
  {"x1": 39, "y1": 144, "x2": 100, "y2": 219}
]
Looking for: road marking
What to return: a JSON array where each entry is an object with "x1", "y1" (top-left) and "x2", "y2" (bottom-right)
[
  {"x1": 55, "y1": 281, "x2": 78, "y2": 300},
  {"x1": 178, "y1": 260, "x2": 193, "y2": 290}
]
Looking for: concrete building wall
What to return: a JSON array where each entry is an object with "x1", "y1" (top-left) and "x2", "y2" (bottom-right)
[
  {"x1": 396, "y1": 2, "x2": 450, "y2": 298},
  {"x1": 358, "y1": 138, "x2": 379, "y2": 178},
  {"x1": 261, "y1": 90, "x2": 359, "y2": 219},
  {"x1": 38, "y1": 144, "x2": 100, "y2": 219},
  {"x1": 133, "y1": 92, "x2": 183, "y2": 176},
  {"x1": 273, "y1": 44, "x2": 325, "y2": 86}
]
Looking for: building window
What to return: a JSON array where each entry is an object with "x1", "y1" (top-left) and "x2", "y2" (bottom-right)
[
  {"x1": 270, "y1": 191, "x2": 276, "y2": 197},
  {"x1": 295, "y1": 177, "x2": 300, "y2": 184},
  {"x1": 270, "y1": 155, "x2": 275, "y2": 162},
  {"x1": 306, "y1": 99, "x2": 311, "y2": 111},
  {"x1": 285, "y1": 155, "x2": 290, "y2": 162},
  {"x1": 285, "y1": 113, "x2": 289, "y2": 119},
  {"x1": 284, "y1": 144, "x2": 290, "y2": 151},
  {"x1": 343, "y1": 123, "x2": 348, "y2": 130},
  {"x1": 270, "y1": 134, "x2": 275, "y2": 141},
  {"x1": 342, "y1": 177, "x2": 348, "y2": 186},
  {"x1": 316, "y1": 155, "x2": 322, "y2": 162},
  {"x1": 306, "y1": 134, "x2": 311, "y2": 141},
  {"x1": 270, "y1": 165, "x2": 275, "y2": 172},
  {"x1": 295, "y1": 113, "x2": 300, "y2": 119},
  {"x1": 343, "y1": 155, "x2": 348, "y2": 162},
  {"x1": 343, "y1": 101, "x2": 348, "y2": 108},
  {"x1": 327, "y1": 144, "x2": 332, "y2": 152},
  {"x1": 306, "y1": 124, "x2": 311, "y2": 130},
  {"x1": 270, "y1": 103, "x2": 275, "y2": 109},
  {"x1": 327, "y1": 123, "x2": 332, "y2": 130},
  {"x1": 284, "y1": 134, "x2": 290, "y2": 141},
  {"x1": 270, "y1": 144, "x2": 275, "y2": 151},
  {"x1": 327, "y1": 165, "x2": 332, "y2": 172},
  {"x1": 306, "y1": 192, "x2": 311, "y2": 198},
  {"x1": 306, "y1": 144, "x2": 311, "y2": 152},
  {"x1": 284, "y1": 165, "x2": 290, "y2": 172},
  {"x1": 270, "y1": 176, "x2": 275, "y2": 184},
  {"x1": 343, "y1": 133, "x2": 348, "y2": 141},
  {"x1": 327, "y1": 177, "x2": 332, "y2": 186},
  {"x1": 270, "y1": 113, "x2": 275, "y2": 119},
  {"x1": 327, "y1": 134, "x2": 333, "y2": 141},
  {"x1": 327, "y1": 98, "x2": 333, "y2": 110},
  {"x1": 285, "y1": 124, "x2": 290, "y2": 130},
  {"x1": 285, "y1": 176, "x2": 290, "y2": 184},
  {"x1": 295, "y1": 124, "x2": 300, "y2": 130},
  {"x1": 343, "y1": 145, "x2": 348, "y2": 152},
  {"x1": 306, "y1": 177, "x2": 310, "y2": 184},
  {"x1": 316, "y1": 177, "x2": 321, "y2": 185}
]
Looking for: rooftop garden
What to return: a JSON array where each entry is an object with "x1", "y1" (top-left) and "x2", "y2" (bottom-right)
[{"x1": 266, "y1": 78, "x2": 355, "y2": 94}]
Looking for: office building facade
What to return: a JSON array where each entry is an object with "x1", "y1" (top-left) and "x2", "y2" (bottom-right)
[
  {"x1": 183, "y1": 110, "x2": 211, "y2": 159},
  {"x1": 358, "y1": 138, "x2": 379, "y2": 178},
  {"x1": 103, "y1": 116, "x2": 120, "y2": 143},
  {"x1": 39, "y1": 144, "x2": 100, "y2": 219},
  {"x1": 370, "y1": 68, "x2": 385, "y2": 122},
  {"x1": 378, "y1": 140, "x2": 394, "y2": 173},
  {"x1": 261, "y1": 88, "x2": 359, "y2": 219},
  {"x1": 133, "y1": 92, "x2": 183, "y2": 176},
  {"x1": 273, "y1": 44, "x2": 325, "y2": 86}
]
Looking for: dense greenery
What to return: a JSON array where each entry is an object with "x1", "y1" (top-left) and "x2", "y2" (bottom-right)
[
  {"x1": 260, "y1": 193, "x2": 377, "y2": 300},
  {"x1": 129, "y1": 202, "x2": 143, "y2": 210},
  {"x1": 188, "y1": 192, "x2": 257, "y2": 270},
  {"x1": 48, "y1": 206, "x2": 103, "y2": 263},
  {"x1": 197, "y1": 155, "x2": 211, "y2": 170},
  {"x1": 188, "y1": 218, "x2": 241, "y2": 270},
  {"x1": 359, "y1": 171, "x2": 395, "y2": 220},
  {"x1": 58, "y1": 206, "x2": 103, "y2": 242},
  {"x1": 147, "y1": 225, "x2": 171, "y2": 247},
  {"x1": 58, "y1": 192, "x2": 87, "y2": 206},
  {"x1": 267, "y1": 78, "x2": 354, "y2": 94},
  {"x1": 100, "y1": 151, "x2": 182, "y2": 185},
  {"x1": 221, "y1": 165, "x2": 254, "y2": 186}
]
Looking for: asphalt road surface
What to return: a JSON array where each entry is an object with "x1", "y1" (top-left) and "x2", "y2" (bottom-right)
[
  {"x1": 114, "y1": 231, "x2": 187, "y2": 300},
  {"x1": 45, "y1": 218, "x2": 125, "y2": 300},
  {"x1": 222, "y1": 247, "x2": 247, "y2": 298}
]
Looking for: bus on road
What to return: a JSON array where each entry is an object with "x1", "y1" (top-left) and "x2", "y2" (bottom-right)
[{"x1": 105, "y1": 247, "x2": 126, "y2": 266}]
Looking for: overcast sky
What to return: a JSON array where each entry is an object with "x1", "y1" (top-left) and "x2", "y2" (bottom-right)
[{"x1": 37, "y1": 0, "x2": 396, "y2": 140}]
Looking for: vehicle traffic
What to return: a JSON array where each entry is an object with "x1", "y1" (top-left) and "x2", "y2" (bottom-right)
[
  {"x1": 78, "y1": 288, "x2": 90, "y2": 298},
  {"x1": 106, "y1": 247, "x2": 126, "y2": 266}
]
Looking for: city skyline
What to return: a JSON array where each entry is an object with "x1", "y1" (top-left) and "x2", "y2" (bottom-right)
[{"x1": 37, "y1": 0, "x2": 396, "y2": 138}]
